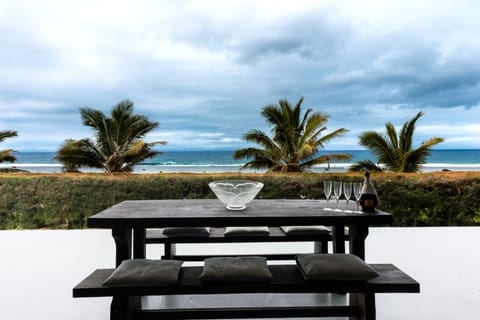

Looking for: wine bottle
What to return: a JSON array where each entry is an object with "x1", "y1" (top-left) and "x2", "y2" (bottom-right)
[{"x1": 359, "y1": 171, "x2": 380, "y2": 212}]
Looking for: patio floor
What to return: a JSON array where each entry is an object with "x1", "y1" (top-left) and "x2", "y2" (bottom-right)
[{"x1": 0, "y1": 227, "x2": 478, "y2": 319}]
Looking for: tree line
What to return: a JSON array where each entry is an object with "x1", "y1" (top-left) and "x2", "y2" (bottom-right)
[{"x1": 1, "y1": 98, "x2": 444, "y2": 173}]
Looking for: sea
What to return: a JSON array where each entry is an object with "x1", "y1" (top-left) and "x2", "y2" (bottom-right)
[{"x1": 1, "y1": 150, "x2": 479, "y2": 174}]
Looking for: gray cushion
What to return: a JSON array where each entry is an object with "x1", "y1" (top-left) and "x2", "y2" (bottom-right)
[
  {"x1": 199, "y1": 256, "x2": 273, "y2": 282},
  {"x1": 281, "y1": 226, "x2": 330, "y2": 235},
  {"x1": 162, "y1": 227, "x2": 211, "y2": 237},
  {"x1": 103, "y1": 259, "x2": 183, "y2": 287},
  {"x1": 224, "y1": 226, "x2": 270, "y2": 236},
  {"x1": 296, "y1": 254, "x2": 379, "y2": 281}
]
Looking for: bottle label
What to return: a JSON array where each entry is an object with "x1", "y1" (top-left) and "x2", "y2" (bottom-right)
[
  {"x1": 360, "y1": 194, "x2": 377, "y2": 212},
  {"x1": 364, "y1": 199, "x2": 374, "y2": 207}
]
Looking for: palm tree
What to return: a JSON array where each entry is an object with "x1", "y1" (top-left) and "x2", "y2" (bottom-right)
[
  {"x1": 350, "y1": 111, "x2": 444, "y2": 173},
  {"x1": 0, "y1": 130, "x2": 18, "y2": 163},
  {"x1": 233, "y1": 97, "x2": 350, "y2": 172},
  {"x1": 55, "y1": 99, "x2": 166, "y2": 173}
]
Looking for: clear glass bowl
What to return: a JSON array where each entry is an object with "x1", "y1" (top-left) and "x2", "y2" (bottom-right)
[{"x1": 208, "y1": 180, "x2": 264, "y2": 210}]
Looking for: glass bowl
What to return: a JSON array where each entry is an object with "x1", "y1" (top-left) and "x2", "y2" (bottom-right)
[{"x1": 208, "y1": 180, "x2": 264, "y2": 210}]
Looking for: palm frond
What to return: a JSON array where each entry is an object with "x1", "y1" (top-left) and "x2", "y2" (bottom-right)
[
  {"x1": 314, "y1": 128, "x2": 349, "y2": 148},
  {"x1": 80, "y1": 107, "x2": 113, "y2": 155},
  {"x1": 261, "y1": 105, "x2": 284, "y2": 129},
  {"x1": 385, "y1": 123, "x2": 398, "y2": 150},
  {"x1": 0, "y1": 130, "x2": 18, "y2": 163},
  {"x1": 55, "y1": 139, "x2": 105, "y2": 171},
  {"x1": 241, "y1": 158, "x2": 277, "y2": 171},
  {"x1": 297, "y1": 143, "x2": 315, "y2": 161},
  {"x1": 122, "y1": 140, "x2": 162, "y2": 171},
  {"x1": 359, "y1": 131, "x2": 397, "y2": 168},
  {"x1": 348, "y1": 160, "x2": 383, "y2": 172},
  {"x1": 300, "y1": 112, "x2": 328, "y2": 144},
  {"x1": 301, "y1": 153, "x2": 351, "y2": 169},
  {"x1": 0, "y1": 130, "x2": 18, "y2": 143},
  {"x1": 111, "y1": 100, "x2": 135, "y2": 147},
  {"x1": 233, "y1": 147, "x2": 274, "y2": 161},
  {"x1": 402, "y1": 137, "x2": 445, "y2": 172},
  {"x1": 242, "y1": 130, "x2": 281, "y2": 154},
  {"x1": 399, "y1": 111, "x2": 423, "y2": 154},
  {"x1": 0, "y1": 149, "x2": 17, "y2": 163}
]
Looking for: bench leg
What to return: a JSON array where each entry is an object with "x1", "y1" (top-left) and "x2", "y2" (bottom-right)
[
  {"x1": 111, "y1": 296, "x2": 140, "y2": 320},
  {"x1": 314, "y1": 240, "x2": 328, "y2": 253},
  {"x1": 350, "y1": 292, "x2": 376, "y2": 320},
  {"x1": 164, "y1": 243, "x2": 176, "y2": 259}
]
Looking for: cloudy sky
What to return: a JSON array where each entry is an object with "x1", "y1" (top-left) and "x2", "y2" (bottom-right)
[{"x1": 1, "y1": 0, "x2": 480, "y2": 151}]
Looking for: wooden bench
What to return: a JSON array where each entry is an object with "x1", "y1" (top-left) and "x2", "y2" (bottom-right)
[
  {"x1": 145, "y1": 227, "x2": 348, "y2": 260},
  {"x1": 73, "y1": 263, "x2": 420, "y2": 320}
]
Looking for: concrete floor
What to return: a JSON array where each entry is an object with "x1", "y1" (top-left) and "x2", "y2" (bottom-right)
[{"x1": 0, "y1": 227, "x2": 479, "y2": 319}]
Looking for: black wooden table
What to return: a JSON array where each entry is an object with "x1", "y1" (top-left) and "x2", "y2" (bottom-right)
[{"x1": 88, "y1": 199, "x2": 392, "y2": 266}]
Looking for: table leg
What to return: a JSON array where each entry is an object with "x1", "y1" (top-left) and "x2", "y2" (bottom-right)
[
  {"x1": 133, "y1": 227, "x2": 146, "y2": 259},
  {"x1": 111, "y1": 295, "x2": 140, "y2": 320},
  {"x1": 349, "y1": 224, "x2": 368, "y2": 260},
  {"x1": 350, "y1": 292, "x2": 376, "y2": 320},
  {"x1": 112, "y1": 227, "x2": 132, "y2": 267},
  {"x1": 332, "y1": 224, "x2": 345, "y2": 253}
]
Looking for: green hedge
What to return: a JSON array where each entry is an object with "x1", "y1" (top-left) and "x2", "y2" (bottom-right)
[{"x1": 0, "y1": 172, "x2": 479, "y2": 229}]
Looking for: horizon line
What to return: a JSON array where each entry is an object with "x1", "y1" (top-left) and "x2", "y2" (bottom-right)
[{"x1": 10, "y1": 148, "x2": 480, "y2": 153}]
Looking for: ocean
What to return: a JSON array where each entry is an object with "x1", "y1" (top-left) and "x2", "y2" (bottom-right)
[{"x1": 1, "y1": 150, "x2": 480, "y2": 174}]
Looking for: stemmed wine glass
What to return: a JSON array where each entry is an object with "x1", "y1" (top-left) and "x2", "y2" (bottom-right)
[
  {"x1": 353, "y1": 182, "x2": 363, "y2": 212},
  {"x1": 323, "y1": 180, "x2": 333, "y2": 210},
  {"x1": 343, "y1": 181, "x2": 352, "y2": 211},
  {"x1": 333, "y1": 181, "x2": 343, "y2": 211}
]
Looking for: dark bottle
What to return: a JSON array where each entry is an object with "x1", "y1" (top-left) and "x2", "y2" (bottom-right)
[{"x1": 359, "y1": 171, "x2": 380, "y2": 212}]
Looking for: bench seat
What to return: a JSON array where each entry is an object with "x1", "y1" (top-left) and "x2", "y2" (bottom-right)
[
  {"x1": 73, "y1": 264, "x2": 419, "y2": 297},
  {"x1": 145, "y1": 227, "x2": 348, "y2": 260},
  {"x1": 145, "y1": 227, "x2": 339, "y2": 243},
  {"x1": 73, "y1": 264, "x2": 419, "y2": 320}
]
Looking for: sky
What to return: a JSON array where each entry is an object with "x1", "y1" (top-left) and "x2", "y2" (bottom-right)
[{"x1": 1, "y1": 0, "x2": 480, "y2": 152}]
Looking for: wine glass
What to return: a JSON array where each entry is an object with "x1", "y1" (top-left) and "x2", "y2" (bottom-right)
[
  {"x1": 333, "y1": 181, "x2": 343, "y2": 211},
  {"x1": 323, "y1": 180, "x2": 333, "y2": 210},
  {"x1": 343, "y1": 181, "x2": 352, "y2": 210},
  {"x1": 353, "y1": 182, "x2": 363, "y2": 212}
]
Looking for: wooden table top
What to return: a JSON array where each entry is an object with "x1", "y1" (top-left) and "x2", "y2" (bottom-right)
[{"x1": 88, "y1": 199, "x2": 392, "y2": 228}]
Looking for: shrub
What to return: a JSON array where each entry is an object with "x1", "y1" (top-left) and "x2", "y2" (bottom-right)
[{"x1": 0, "y1": 172, "x2": 479, "y2": 229}]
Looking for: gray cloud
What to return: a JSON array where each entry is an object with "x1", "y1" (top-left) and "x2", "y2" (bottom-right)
[{"x1": 1, "y1": 0, "x2": 480, "y2": 151}]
